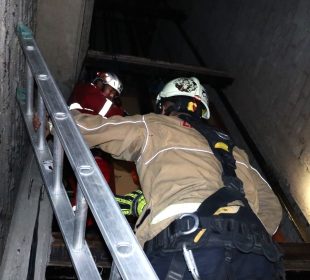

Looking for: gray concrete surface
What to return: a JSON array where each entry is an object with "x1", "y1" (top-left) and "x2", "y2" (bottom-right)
[
  {"x1": 36, "y1": 0, "x2": 94, "y2": 100},
  {"x1": 150, "y1": 0, "x2": 310, "y2": 229}
]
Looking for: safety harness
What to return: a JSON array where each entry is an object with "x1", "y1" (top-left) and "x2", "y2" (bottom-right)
[{"x1": 144, "y1": 114, "x2": 283, "y2": 280}]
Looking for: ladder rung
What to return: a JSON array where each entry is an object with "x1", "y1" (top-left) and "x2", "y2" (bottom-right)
[{"x1": 49, "y1": 232, "x2": 111, "y2": 268}]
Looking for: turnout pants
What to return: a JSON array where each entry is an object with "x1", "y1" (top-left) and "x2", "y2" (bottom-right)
[
  {"x1": 147, "y1": 245, "x2": 283, "y2": 280},
  {"x1": 144, "y1": 202, "x2": 285, "y2": 279}
]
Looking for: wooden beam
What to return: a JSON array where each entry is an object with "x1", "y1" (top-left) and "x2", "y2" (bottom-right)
[
  {"x1": 93, "y1": 1, "x2": 187, "y2": 22},
  {"x1": 281, "y1": 243, "x2": 310, "y2": 271},
  {"x1": 0, "y1": 149, "x2": 52, "y2": 279},
  {"x1": 85, "y1": 50, "x2": 234, "y2": 90}
]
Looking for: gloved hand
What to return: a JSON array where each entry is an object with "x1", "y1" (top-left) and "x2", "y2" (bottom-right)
[{"x1": 115, "y1": 189, "x2": 146, "y2": 217}]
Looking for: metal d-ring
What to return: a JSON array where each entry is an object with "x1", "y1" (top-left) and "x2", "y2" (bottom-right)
[{"x1": 178, "y1": 213, "x2": 199, "y2": 236}]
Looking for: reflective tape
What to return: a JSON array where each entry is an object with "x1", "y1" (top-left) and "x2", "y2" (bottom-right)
[
  {"x1": 69, "y1": 102, "x2": 83, "y2": 110},
  {"x1": 98, "y1": 99, "x2": 113, "y2": 117}
]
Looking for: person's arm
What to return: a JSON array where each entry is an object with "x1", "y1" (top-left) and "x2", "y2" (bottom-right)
[
  {"x1": 234, "y1": 148, "x2": 282, "y2": 235},
  {"x1": 72, "y1": 110, "x2": 146, "y2": 162},
  {"x1": 251, "y1": 166, "x2": 283, "y2": 235}
]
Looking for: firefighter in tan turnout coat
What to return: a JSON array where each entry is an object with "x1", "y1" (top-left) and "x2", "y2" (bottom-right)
[{"x1": 72, "y1": 77, "x2": 285, "y2": 280}]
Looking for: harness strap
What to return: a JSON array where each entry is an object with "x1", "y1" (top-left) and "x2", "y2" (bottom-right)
[
  {"x1": 178, "y1": 114, "x2": 244, "y2": 194},
  {"x1": 164, "y1": 254, "x2": 186, "y2": 280}
]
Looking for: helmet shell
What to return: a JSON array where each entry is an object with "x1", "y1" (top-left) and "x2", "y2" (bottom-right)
[
  {"x1": 156, "y1": 77, "x2": 210, "y2": 119},
  {"x1": 95, "y1": 72, "x2": 123, "y2": 94}
]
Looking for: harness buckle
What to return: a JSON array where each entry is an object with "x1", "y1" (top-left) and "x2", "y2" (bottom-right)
[{"x1": 177, "y1": 213, "x2": 199, "y2": 236}]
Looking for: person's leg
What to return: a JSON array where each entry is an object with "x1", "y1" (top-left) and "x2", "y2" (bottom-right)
[
  {"x1": 188, "y1": 247, "x2": 228, "y2": 280},
  {"x1": 192, "y1": 247, "x2": 281, "y2": 280},
  {"x1": 147, "y1": 251, "x2": 177, "y2": 279},
  {"x1": 148, "y1": 247, "x2": 282, "y2": 280},
  {"x1": 228, "y1": 250, "x2": 280, "y2": 280}
]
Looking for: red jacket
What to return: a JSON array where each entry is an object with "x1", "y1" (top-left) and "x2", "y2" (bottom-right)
[
  {"x1": 68, "y1": 83, "x2": 125, "y2": 118},
  {"x1": 67, "y1": 83, "x2": 126, "y2": 222}
]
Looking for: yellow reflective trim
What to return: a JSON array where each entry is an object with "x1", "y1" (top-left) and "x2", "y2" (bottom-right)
[
  {"x1": 187, "y1": 101, "x2": 197, "y2": 112},
  {"x1": 115, "y1": 197, "x2": 132, "y2": 205},
  {"x1": 194, "y1": 228, "x2": 206, "y2": 243},
  {"x1": 213, "y1": 205, "x2": 240, "y2": 216},
  {"x1": 214, "y1": 142, "x2": 229, "y2": 152}
]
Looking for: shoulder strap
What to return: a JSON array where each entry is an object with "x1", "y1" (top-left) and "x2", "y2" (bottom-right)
[{"x1": 178, "y1": 114, "x2": 244, "y2": 195}]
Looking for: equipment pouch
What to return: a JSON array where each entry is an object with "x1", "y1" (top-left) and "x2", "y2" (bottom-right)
[{"x1": 232, "y1": 222, "x2": 255, "y2": 253}]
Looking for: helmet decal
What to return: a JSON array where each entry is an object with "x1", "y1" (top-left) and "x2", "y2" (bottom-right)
[
  {"x1": 174, "y1": 78, "x2": 197, "y2": 93},
  {"x1": 187, "y1": 101, "x2": 197, "y2": 112},
  {"x1": 201, "y1": 87, "x2": 208, "y2": 98},
  {"x1": 156, "y1": 77, "x2": 211, "y2": 119}
]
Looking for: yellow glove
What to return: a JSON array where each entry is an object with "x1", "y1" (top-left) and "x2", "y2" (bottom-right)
[{"x1": 115, "y1": 189, "x2": 146, "y2": 217}]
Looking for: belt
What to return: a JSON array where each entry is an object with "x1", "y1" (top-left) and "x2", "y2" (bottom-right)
[
  {"x1": 144, "y1": 213, "x2": 200, "y2": 253},
  {"x1": 144, "y1": 214, "x2": 282, "y2": 263}
]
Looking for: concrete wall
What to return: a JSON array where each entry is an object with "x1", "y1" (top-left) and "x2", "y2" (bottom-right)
[
  {"x1": 0, "y1": 0, "x2": 94, "y2": 264},
  {"x1": 36, "y1": 0, "x2": 94, "y2": 100},
  {"x1": 150, "y1": 0, "x2": 310, "y2": 226},
  {"x1": 0, "y1": 0, "x2": 36, "y2": 262}
]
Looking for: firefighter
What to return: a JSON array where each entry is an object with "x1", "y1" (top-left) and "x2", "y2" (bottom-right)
[
  {"x1": 72, "y1": 76, "x2": 285, "y2": 279},
  {"x1": 66, "y1": 72, "x2": 127, "y2": 221},
  {"x1": 68, "y1": 71, "x2": 125, "y2": 118}
]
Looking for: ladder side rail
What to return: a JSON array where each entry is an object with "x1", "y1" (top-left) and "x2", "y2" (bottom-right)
[
  {"x1": 18, "y1": 102, "x2": 102, "y2": 279},
  {"x1": 17, "y1": 24, "x2": 158, "y2": 280},
  {"x1": 21, "y1": 38, "x2": 102, "y2": 279},
  {"x1": 20, "y1": 27, "x2": 103, "y2": 280}
]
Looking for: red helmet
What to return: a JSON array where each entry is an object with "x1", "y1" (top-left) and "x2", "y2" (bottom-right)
[{"x1": 94, "y1": 72, "x2": 123, "y2": 94}]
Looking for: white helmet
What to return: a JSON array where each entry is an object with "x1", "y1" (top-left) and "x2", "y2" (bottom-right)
[
  {"x1": 156, "y1": 77, "x2": 210, "y2": 119},
  {"x1": 95, "y1": 72, "x2": 123, "y2": 94}
]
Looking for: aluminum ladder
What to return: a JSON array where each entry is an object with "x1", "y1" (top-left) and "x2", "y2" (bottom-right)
[{"x1": 16, "y1": 23, "x2": 158, "y2": 280}]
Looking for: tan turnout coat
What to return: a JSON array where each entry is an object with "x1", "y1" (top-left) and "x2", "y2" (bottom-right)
[{"x1": 73, "y1": 111, "x2": 282, "y2": 246}]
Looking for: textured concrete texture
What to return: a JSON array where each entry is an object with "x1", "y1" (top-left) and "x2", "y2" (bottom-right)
[
  {"x1": 150, "y1": 1, "x2": 310, "y2": 231},
  {"x1": 0, "y1": 0, "x2": 36, "y2": 262},
  {"x1": 0, "y1": 0, "x2": 94, "y2": 263},
  {"x1": 36, "y1": 0, "x2": 94, "y2": 100},
  {"x1": 0, "y1": 0, "x2": 95, "y2": 263}
]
